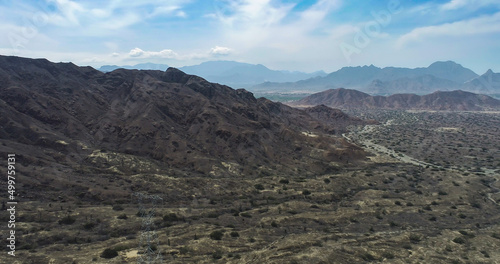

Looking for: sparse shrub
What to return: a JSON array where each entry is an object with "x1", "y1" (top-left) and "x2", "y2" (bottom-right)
[
  {"x1": 438, "y1": 191, "x2": 448, "y2": 195},
  {"x1": 100, "y1": 248, "x2": 118, "y2": 259},
  {"x1": 254, "y1": 184, "x2": 264, "y2": 190},
  {"x1": 117, "y1": 214, "x2": 128, "y2": 220},
  {"x1": 428, "y1": 216, "x2": 437, "y2": 221},
  {"x1": 83, "y1": 222, "x2": 96, "y2": 230},
  {"x1": 212, "y1": 250, "x2": 223, "y2": 259},
  {"x1": 258, "y1": 208, "x2": 269, "y2": 213},
  {"x1": 136, "y1": 209, "x2": 145, "y2": 217},
  {"x1": 409, "y1": 234, "x2": 421, "y2": 243},
  {"x1": 491, "y1": 233, "x2": 500, "y2": 240},
  {"x1": 406, "y1": 202, "x2": 414, "y2": 206},
  {"x1": 394, "y1": 201, "x2": 401, "y2": 206},
  {"x1": 459, "y1": 230, "x2": 475, "y2": 238},
  {"x1": 452, "y1": 237, "x2": 466, "y2": 244},
  {"x1": 163, "y1": 213, "x2": 180, "y2": 222},
  {"x1": 402, "y1": 244, "x2": 412, "y2": 249},
  {"x1": 112, "y1": 204, "x2": 124, "y2": 211},
  {"x1": 312, "y1": 240, "x2": 323, "y2": 247},
  {"x1": 179, "y1": 246, "x2": 190, "y2": 255},
  {"x1": 240, "y1": 212, "x2": 252, "y2": 218},
  {"x1": 361, "y1": 252, "x2": 377, "y2": 261},
  {"x1": 279, "y1": 179, "x2": 289, "y2": 184},
  {"x1": 230, "y1": 231, "x2": 239, "y2": 237},
  {"x1": 207, "y1": 212, "x2": 219, "y2": 218},
  {"x1": 209, "y1": 230, "x2": 224, "y2": 240},
  {"x1": 323, "y1": 178, "x2": 331, "y2": 184},
  {"x1": 271, "y1": 221, "x2": 278, "y2": 228},
  {"x1": 302, "y1": 190, "x2": 311, "y2": 196},
  {"x1": 113, "y1": 244, "x2": 133, "y2": 252},
  {"x1": 58, "y1": 215, "x2": 76, "y2": 225},
  {"x1": 382, "y1": 252, "x2": 395, "y2": 259}
]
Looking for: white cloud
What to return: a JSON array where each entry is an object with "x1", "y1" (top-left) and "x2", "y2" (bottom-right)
[
  {"x1": 45, "y1": 0, "x2": 85, "y2": 26},
  {"x1": 297, "y1": 0, "x2": 342, "y2": 29},
  {"x1": 0, "y1": 23, "x2": 58, "y2": 53},
  {"x1": 128, "y1": 48, "x2": 179, "y2": 59},
  {"x1": 129, "y1": 48, "x2": 145, "y2": 57},
  {"x1": 176, "y1": 11, "x2": 187, "y2": 18},
  {"x1": 440, "y1": 0, "x2": 500, "y2": 11},
  {"x1": 397, "y1": 12, "x2": 500, "y2": 47},
  {"x1": 215, "y1": 0, "x2": 295, "y2": 27},
  {"x1": 210, "y1": 46, "x2": 232, "y2": 56},
  {"x1": 440, "y1": 0, "x2": 469, "y2": 10},
  {"x1": 149, "y1": 5, "x2": 181, "y2": 17},
  {"x1": 40, "y1": 0, "x2": 192, "y2": 32},
  {"x1": 215, "y1": 0, "x2": 342, "y2": 51}
]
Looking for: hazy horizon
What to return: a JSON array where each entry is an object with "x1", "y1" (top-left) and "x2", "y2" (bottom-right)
[{"x1": 1, "y1": 0, "x2": 500, "y2": 74}]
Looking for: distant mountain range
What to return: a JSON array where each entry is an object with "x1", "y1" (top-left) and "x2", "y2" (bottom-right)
[
  {"x1": 254, "y1": 61, "x2": 500, "y2": 95},
  {"x1": 98, "y1": 60, "x2": 500, "y2": 96},
  {"x1": 99, "y1": 62, "x2": 170, "y2": 72},
  {"x1": 99, "y1": 61, "x2": 326, "y2": 88},
  {"x1": 289, "y1": 88, "x2": 500, "y2": 111},
  {"x1": 462, "y1": 69, "x2": 500, "y2": 94}
]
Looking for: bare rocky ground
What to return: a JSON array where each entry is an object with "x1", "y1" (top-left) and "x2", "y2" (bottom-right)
[{"x1": 1, "y1": 111, "x2": 499, "y2": 264}]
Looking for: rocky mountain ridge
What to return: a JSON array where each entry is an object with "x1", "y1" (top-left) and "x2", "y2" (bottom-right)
[
  {"x1": 289, "y1": 88, "x2": 500, "y2": 111},
  {"x1": 0, "y1": 55, "x2": 365, "y2": 178}
]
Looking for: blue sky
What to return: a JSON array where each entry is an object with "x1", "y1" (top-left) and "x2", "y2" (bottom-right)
[{"x1": 0, "y1": 0, "x2": 499, "y2": 74}]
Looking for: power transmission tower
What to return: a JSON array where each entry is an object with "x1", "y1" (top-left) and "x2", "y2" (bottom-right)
[{"x1": 134, "y1": 192, "x2": 163, "y2": 264}]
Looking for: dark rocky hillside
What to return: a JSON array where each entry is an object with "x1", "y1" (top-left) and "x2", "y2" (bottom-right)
[
  {"x1": 0, "y1": 55, "x2": 365, "y2": 179},
  {"x1": 304, "y1": 105, "x2": 378, "y2": 134}
]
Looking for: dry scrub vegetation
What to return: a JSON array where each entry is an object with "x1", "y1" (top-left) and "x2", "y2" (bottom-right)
[{"x1": 1, "y1": 111, "x2": 500, "y2": 264}]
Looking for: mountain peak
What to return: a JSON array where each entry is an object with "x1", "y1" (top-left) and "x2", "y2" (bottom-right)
[
  {"x1": 485, "y1": 69, "x2": 494, "y2": 75},
  {"x1": 429, "y1": 60, "x2": 460, "y2": 67},
  {"x1": 162, "y1": 67, "x2": 190, "y2": 83}
]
